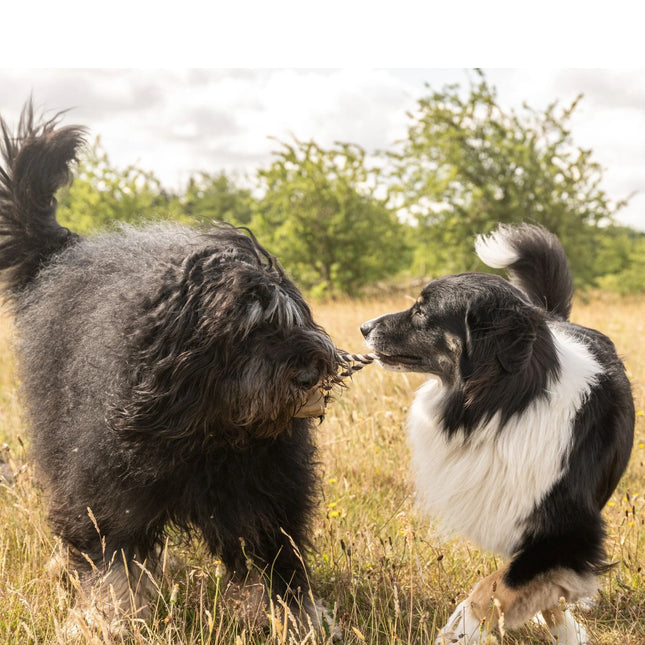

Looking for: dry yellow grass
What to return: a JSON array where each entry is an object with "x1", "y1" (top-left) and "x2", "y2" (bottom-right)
[{"x1": 1, "y1": 293, "x2": 644, "y2": 644}]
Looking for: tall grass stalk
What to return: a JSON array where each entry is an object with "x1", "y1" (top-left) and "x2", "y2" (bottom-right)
[{"x1": 1, "y1": 294, "x2": 644, "y2": 643}]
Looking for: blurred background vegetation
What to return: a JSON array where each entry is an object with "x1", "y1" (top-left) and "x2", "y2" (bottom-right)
[{"x1": 56, "y1": 70, "x2": 645, "y2": 297}]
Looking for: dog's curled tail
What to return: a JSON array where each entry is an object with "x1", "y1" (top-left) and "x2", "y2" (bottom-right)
[
  {"x1": 475, "y1": 223, "x2": 573, "y2": 320},
  {"x1": 0, "y1": 102, "x2": 85, "y2": 296}
]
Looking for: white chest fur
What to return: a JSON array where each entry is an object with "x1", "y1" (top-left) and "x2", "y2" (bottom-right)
[{"x1": 407, "y1": 327, "x2": 602, "y2": 555}]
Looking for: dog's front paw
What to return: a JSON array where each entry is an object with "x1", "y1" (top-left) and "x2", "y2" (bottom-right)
[
  {"x1": 304, "y1": 595, "x2": 342, "y2": 642},
  {"x1": 59, "y1": 605, "x2": 139, "y2": 643},
  {"x1": 435, "y1": 600, "x2": 497, "y2": 645},
  {"x1": 267, "y1": 594, "x2": 342, "y2": 642},
  {"x1": 222, "y1": 576, "x2": 270, "y2": 631}
]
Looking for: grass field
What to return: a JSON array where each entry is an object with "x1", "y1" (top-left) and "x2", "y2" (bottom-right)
[{"x1": 0, "y1": 293, "x2": 644, "y2": 644}]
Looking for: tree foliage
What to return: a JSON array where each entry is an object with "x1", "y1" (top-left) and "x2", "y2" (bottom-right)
[
  {"x1": 392, "y1": 70, "x2": 629, "y2": 286},
  {"x1": 253, "y1": 139, "x2": 411, "y2": 296},
  {"x1": 57, "y1": 139, "x2": 181, "y2": 235},
  {"x1": 52, "y1": 72, "x2": 644, "y2": 295},
  {"x1": 595, "y1": 227, "x2": 645, "y2": 294},
  {"x1": 183, "y1": 172, "x2": 255, "y2": 226}
]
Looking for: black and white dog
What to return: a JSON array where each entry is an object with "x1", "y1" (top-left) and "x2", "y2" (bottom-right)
[
  {"x1": 0, "y1": 105, "x2": 345, "y2": 634},
  {"x1": 361, "y1": 224, "x2": 634, "y2": 644}
]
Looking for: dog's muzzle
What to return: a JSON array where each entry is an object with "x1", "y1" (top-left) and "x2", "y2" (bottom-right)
[
  {"x1": 292, "y1": 352, "x2": 376, "y2": 418},
  {"x1": 294, "y1": 387, "x2": 327, "y2": 418}
]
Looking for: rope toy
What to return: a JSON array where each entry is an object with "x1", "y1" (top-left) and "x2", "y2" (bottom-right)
[
  {"x1": 335, "y1": 351, "x2": 377, "y2": 381},
  {"x1": 294, "y1": 351, "x2": 377, "y2": 419}
]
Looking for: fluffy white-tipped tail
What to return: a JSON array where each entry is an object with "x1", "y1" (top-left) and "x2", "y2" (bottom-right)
[
  {"x1": 475, "y1": 223, "x2": 573, "y2": 321},
  {"x1": 475, "y1": 225, "x2": 520, "y2": 269}
]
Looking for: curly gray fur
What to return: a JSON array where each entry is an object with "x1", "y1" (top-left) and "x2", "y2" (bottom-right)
[{"x1": 0, "y1": 102, "x2": 344, "y2": 632}]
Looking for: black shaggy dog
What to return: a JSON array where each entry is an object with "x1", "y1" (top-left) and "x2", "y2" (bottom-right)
[
  {"x1": 362, "y1": 224, "x2": 634, "y2": 644},
  {"x1": 0, "y1": 105, "x2": 345, "y2": 634}
]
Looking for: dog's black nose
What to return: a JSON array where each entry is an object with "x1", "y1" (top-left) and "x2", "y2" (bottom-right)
[{"x1": 360, "y1": 319, "x2": 376, "y2": 338}]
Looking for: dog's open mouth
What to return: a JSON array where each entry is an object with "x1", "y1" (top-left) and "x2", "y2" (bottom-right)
[{"x1": 375, "y1": 352, "x2": 423, "y2": 368}]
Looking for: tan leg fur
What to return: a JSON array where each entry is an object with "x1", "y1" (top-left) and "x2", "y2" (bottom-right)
[{"x1": 468, "y1": 565, "x2": 595, "y2": 631}]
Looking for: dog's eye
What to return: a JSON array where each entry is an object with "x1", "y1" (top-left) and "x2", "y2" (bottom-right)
[{"x1": 411, "y1": 308, "x2": 429, "y2": 329}]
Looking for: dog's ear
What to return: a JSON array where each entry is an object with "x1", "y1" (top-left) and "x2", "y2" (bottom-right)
[
  {"x1": 108, "y1": 253, "x2": 227, "y2": 442},
  {"x1": 457, "y1": 298, "x2": 556, "y2": 430},
  {"x1": 465, "y1": 302, "x2": 539, "y2": 375}
]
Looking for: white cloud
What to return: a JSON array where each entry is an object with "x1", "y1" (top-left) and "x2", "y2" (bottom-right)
[{"x1": 1, "y1": 68, "x2": 644, "y2": 230}]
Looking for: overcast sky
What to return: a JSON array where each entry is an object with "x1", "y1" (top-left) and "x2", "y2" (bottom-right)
[{"x1": 1, "y1": 68, "x2": 645, "y2": 231}]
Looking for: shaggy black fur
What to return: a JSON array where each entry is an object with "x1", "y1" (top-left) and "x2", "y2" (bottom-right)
[{"x1": 0, "y1": 104, "x2": 344, "y2": 628}]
